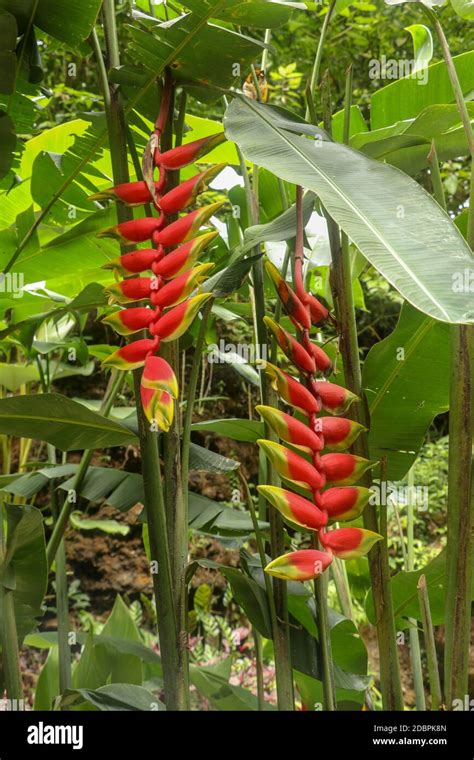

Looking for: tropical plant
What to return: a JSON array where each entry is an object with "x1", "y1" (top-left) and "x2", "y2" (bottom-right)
[{"x1": 0, "y1": 0, "x2": 472, "y2": 717}]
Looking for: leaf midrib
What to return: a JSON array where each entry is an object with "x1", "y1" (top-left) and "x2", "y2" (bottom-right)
[{"x1": 231, "y1": 97, "x2": 452, "y2": 321}]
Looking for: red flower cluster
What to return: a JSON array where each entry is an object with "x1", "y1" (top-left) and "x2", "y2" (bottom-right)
[
  {"x1": 258, "y1": 215, "x2": 381, "y2": 581},
  {"x1": 92, "y1": 124, "x2": 226, "y2": 431}
]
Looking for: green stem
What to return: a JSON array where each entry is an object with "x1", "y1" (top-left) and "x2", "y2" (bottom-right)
[
  {"x1": 46, "y1": 370, "x2": 123, "y2": 568},
  {"x1": 1, "y1": 594, "x2": 23, "y2": 702},
  {"x1": 304, "y1": 0, "x2": 337, "y2": 122},
  {"x1": 417, "y1": 12, "x2": 473, "y2": 704},
  {"x1": 417, "y1": 574, "x2": 442, "y2": 711},
  {"x1": 182, "y1": 299, "x2": 213, "y2": 496},
  {"x1": 407, "y1": 468, "x2": 426, "y2": 711},
  {"x1": 0, "y1": 505, "x2": 23, "y2": 703},
  {"x1": 99, "y1": 3, "x2": 188, "y2": 709},
  {"x1": 427, "y1": 141, "x2": 447, "y2": 212},
  {"x1": 159, "y1": 84, "x2": 190, "y2": 708},
  {"x1": 255, "y1": 630, "x2": 265, "y2": 710},
  {"x1": 444, "y1": 323, "x2": 473, "y2": 706},
  {"x1": 0, "y1": 503, "x2": 23, "y2": 707},
  {"x1": 131, "y1": 373, "x2": 183, "y2": 710},
  {"x1": 314, "y1": 547, "x2": 336, "y2": 710},
  {"x1": 50, "y1": 478, "x2": 72, "y2": 695}
]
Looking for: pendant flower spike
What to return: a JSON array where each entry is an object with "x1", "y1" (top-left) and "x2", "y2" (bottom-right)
[
  {"x1": 93, "y1": 84, "x2": 225, "y2": 432},
  {"x1": 259, "y1": 188, "x2": 382, "y2": 583}
]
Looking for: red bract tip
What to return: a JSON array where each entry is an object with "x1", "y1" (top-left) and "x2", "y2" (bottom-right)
[
  {"x1": 307, "y1": 294, "x2": 329, "y2": 325},
  {"x1": 155, "y1": 133, "x2": 226, "y2": 170},
  {"x1": 98, "y1": 216, "x2": 164, "y2": 243}
]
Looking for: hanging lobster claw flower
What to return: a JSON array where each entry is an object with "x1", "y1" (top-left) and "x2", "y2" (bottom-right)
[
  {"x1": 307, "y1": 294, "x2": 329, "y2": 325},
  {"x1": 264, "y1": 317, "x2": 316, "y2": 374},
  {"x1": 321, "y1": 486, "x2": 371, "y2": 522},
  {"x1": 314, "y1": 381, "x2": 359, "y2": 415},
  {"x1": 258, "y1": 485, "x2": 327, "y2": 531},
  {"x1": 257, "y1": 439, "x2": 324, "y2": 491},
  {"x1": 259, "y1": 361, "x2": 319, "y2": 415},
  {"x1": 321, "y1": 453, "x2": 376, "y2": 485},
  {"x1": 152, "y1": 232, "x2": 218, "y2": 279},
  {"x1": 140, "y1": 386, "x2": 174, "y2": 432},
  {"x1": 98, "y1": 216, "x2": 164, "y2": 243},
  {"x1": 151, "y1": 293, "x2": 212, "y2": 342},
  {"x1": 265, "y1": 549, "x2": 333, "y2": 581},
  {"x1": 158, "y1": 164, "x2": 225, "y2": 215},
  {"x1": 308, "y1": 342, "x2": 332, "y2": 375},
  {"x1": 103, "y1": 249, "x2": 160, "y2": 276},
  {"x1": 102, "y1": 339, "x2": 158, "y2": 370},
  {"x1": 141, "y1": 355, "x2": 178, "y2": 398},
  {"x1": 320, "y1": 527, "x2": 382, "y2": 560},
  {"x1": 104, "y1": 277, "x2": 157, "y2": 305},
  {"x1": 151, "y1": 264, "x2": 213, "y2": 308},
  {"x1": 102, "y1": 306, "x2": 155, "y2": 336},
  {"x1": 89, "y1": 180, "x2": 163, "y2": 206},
  {"x1": 155, "y1": 202, "x2": 224, "y2": 247},
  {"x1": 156, "y1": 133, "x2": 226, "y2": 170},
  {"x1": 265, "y1": 260, "x2": 311, "y2": 330},
  {"x1": 315, "y1": 416, "x2": 366, "y2": 451},
  {"x1": 256, "y1": 405, "x2": 322, "y2": 453}
]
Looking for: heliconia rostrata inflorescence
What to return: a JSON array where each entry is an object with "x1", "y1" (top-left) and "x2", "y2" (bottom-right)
[
  {"x1": 259, "y1": 189, "x2": 382, "y2": 582},
  {"x1": 90, "y1": 89, "x2": 226, "y2": 432}
]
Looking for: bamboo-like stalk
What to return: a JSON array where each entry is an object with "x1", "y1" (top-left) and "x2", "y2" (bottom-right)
[
  {"x1": 418, "y1": 9, "x2": 473, "y2": 705},
  {"x1": 320, "y1": 73, "x2": 404, "y2": 710},
  {"x1": 406, "y1": 467, "x2": 426, "y2": 711},
  {"x1": 0, "y1": 505, "x2": 23, "y2": 703},
  {"x1": 182, "y1": 299, "x2": 213, "y2": 495},
  {"x1": 159, "y1": 86, "x2": 191, "y2": 707},
  {"x1": 96, "y1": 6, "x2": 188, "y2": 709},
  {"x1": 313, "y1": 536, "x2": 336, "y2": 710},
  {"x1": 50, "y1": 479, "x2": 72, "y2": 695},
  {"x1": 417, "y1": 575, "x2": 442, "y2": 710},
  {"x1": 255, "y1": 630, "x2": 265, "y2": 710},
  {"x1": 46, "y1": 434, "x2": 71, "y2": 696}
]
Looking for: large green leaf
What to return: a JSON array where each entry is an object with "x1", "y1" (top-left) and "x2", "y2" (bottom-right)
[
  {"x1": 194, "y1": 559, "x2": 272, "y2": 637},
  {"x1": 351, "y1": 104, "x2": 474, "y2": 176},
  {"x1": 122, "y1": 2, "x2": 267, "y2": 104},
  {"x1": 73, "y1": 596, "x2": 144, "y2": 690},
  {"x1": 0, "y1": 393, "x2": 138, "y2": 450},
  {"x1": 190, "y1": 662, "x2": 268, "y2": 710},
  {"x1": 224, "y1": 97, "x2": 474, "y2": 324},
  {"x1": 189, "y1": 442, "x2": 240, "y2": 472},
  {"x1": 366, "y1": 549, "x2": 474, "y2": 629},
  {"x1": 288, "y1": 595, "x2": 369, "y2": 692},
  {"x1": 191, "y1": 418, "x2": 264, "y2": 442},
  {"x1": 1, "y1": 503, "x2": 47, "y2": 642},
  {"x1": 0, "y1": 0, "x2": 102, "y2": 48},
  {"x1": 451, "y1": 0, "x2": 474, "y2": 18},
  {"x1": 237, "y1": 191, "x2": 314, "y2": 254},
  {"x1": 370, "y1": 51, "x2": 474, "y2": 129},
  {"x1": 58, "y1": 684, "x2": 164, "y2": 711},
  {"x1": 363, "y1": 303, "x2": 450, "y2": 480},
  {"x1": 188, "y1": 492, "x2": 269, "y2": 536},
  {"x1": 0, "y1": 362, "x2": 40, "y2": 391}
]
